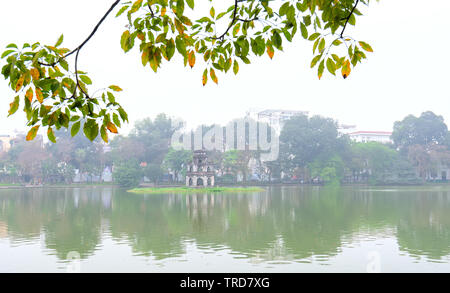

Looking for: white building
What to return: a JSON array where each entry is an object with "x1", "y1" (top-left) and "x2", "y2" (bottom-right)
[
  {"x1": 348, "y1": 131, "x2": 393, "y2": 144},
  {"x1": 337, "y1": 124, "x2": 357, "y2": 135},
  {"x1": 245, "y1": 109, "x2": 309, "y2": 133},
  {"x1": 0, "y1": 135, "x2": 13, "y2": 152}
]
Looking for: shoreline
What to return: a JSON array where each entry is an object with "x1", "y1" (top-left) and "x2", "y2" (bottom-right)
[
  {"x1": 0, "y1": 183, "x2": 118, "y2": 189},
  {"x1": 0, "y1": 182, "x2": 449, "y2": 190},
  {"x1": 127, "y1": 186, "x2": 267, "y2": 194}
]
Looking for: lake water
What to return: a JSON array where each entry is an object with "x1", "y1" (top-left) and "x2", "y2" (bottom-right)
[{"x1": 0, "y1": 185, "x2": 450, "y2": 273}]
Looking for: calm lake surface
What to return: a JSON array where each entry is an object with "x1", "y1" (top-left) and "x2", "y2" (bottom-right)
[{"x1": 1, "y1": 185, "x2": 450, "y2": 272}]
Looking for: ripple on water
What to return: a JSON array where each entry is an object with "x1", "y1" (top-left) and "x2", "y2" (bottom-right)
[{"x1": 266, "y1": 261, "x2": 292, "y2": 265}]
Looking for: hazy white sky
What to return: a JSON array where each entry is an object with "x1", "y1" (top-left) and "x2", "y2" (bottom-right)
[{"x1": 1, "y1": 0, "x2": 449, "y2": 136}]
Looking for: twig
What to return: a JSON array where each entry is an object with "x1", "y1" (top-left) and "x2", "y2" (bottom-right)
[
  {"x1": 340, "y1": 0, "x2": 359, "y2": 38},
  {"x1": 39, "y1": 0, "x2": 121, "y2": 68}
]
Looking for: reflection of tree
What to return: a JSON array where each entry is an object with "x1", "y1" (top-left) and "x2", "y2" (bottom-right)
[
  {"x1": 43, "y1": 188, "x2": 103, "y2": 260},
  {"x1": 0, "y1": 189, "x2": 48, "y2": 240},
  {"x1": 1, "y1": 187, "x2": 450, "y2": 263},
  {"x1": 108, "y1": 193, "x2": 187, "y2": 259},
  {"x1": 394, "y1": 191, "x2": 450, "y2": 260},
  {"x1": 0, "y1": 188, "x2": 103, "y2": 259}
]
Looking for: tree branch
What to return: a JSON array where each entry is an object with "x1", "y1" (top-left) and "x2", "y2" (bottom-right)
[
  {"x1": 210, "y1": 1, "x2": 268, "y2": 41},
  {"x1": 147, "y1": 2, "x2": 155, "y2": 17},
  {"x1": 39, "y1": 0, "x2": 122, "y2": 101},
  {"x1": 40, "y1": 0, "x2": 121, "y2": 67},
  {"x1": 340, "y1": 0, "x2": 359, "y2": 38}
]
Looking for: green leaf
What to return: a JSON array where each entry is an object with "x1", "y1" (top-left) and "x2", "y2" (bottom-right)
[
  {"x1": 71, "y1": 121, "x2": 81, "y2": 137},
  {"x1": 300, "y1": 23, "x2": 308, "y2": 39},
  {"x1": 8, "y1": 96, "x2": 20, "y2": 117},
  {"x1": 121, "y1": 30, "x2": 131, "y2": 52},
  {"x1": 326, "y1": 58, "x2": 336, "y2": 75},
  {"x1": 308, "y1": 33, "x2": 320, "y2": 41},
  {"x1": 1, "y1": 50, "x2": 15, "y2": 59},
  {"x1": 79, "y1": 75, "x2": 92, "y2": 85},
  {"x1": 318, "y1": 38, "x2": 325, "y2": 53},
  {"x1": 175, "y1": 36, "x2": 186, "y2": 56},
  {"x1": 332, "y1": 39, "x2": 342, "y2": 46},
  {"x1": 359, "y1": 41, "x2": 373, "y2": 52},
  {"x1": 233, "y1": 60, "x2": 239, "y2": 75},
  {"x1": 6, "y1": 43, "x2": 18, "y2": 49},
  {"x1": 55, "y1": 34, "x2": 64, "y2": 47},
  {"x1": 177, "y1": 0, "x2": 185, "y2": 16},
  {"x1": 186, "y1": 0, "x2": 194, "y2": 9},
  {"x1": 318, "y1": 60, "x2": 325, "y2": 79},
  {"x1": 310, "y1": 55, "x2": 321, "y2": 68},
  {"x1": 47, "y1": 127, "x2": 56, "y2": 143},
  {"x1": 83, "y1": 119, "x2": 99, "y2": 141},
  {"x1": 118, "y1": 107, "x2": 128, "y2": 122},
  {"x1": 100, "y1": 125, "x2": 108, "y2": 143},
  {"x1": 166, "y1": 39, "x2": 175, "y2": 60},
  {"x1": 113, "y1": 113, "x2": 121, "y2": 127},
  {"x1": 116, "y1": 5, "x2": 129, "y2": 17},
  {"x1": 107, "y1": 92, "x2": 116, "y2": 104}
]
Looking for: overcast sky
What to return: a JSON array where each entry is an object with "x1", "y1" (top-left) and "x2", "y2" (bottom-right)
[{"x1": 1, "y1": 0, "x2": 449, "y2": 136}]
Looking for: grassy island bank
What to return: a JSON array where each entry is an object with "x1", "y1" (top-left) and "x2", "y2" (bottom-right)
[{"x1": 127, "y1": 186, "x2": 266, "y2": 194}]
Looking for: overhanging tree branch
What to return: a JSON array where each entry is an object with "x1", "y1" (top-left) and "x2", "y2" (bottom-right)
[
  {"x1": 40, "y1": 0, "x2": 122, "y2": 100},
  {"x1": 213, "y1": 0, "x2": 257, "y2": 41},
  {"x1": 40, "y1": 0, "x2": 121, "y2": 68},
  {"x1": 340, "y1": 0, "x2": 360, "y2": 38}
]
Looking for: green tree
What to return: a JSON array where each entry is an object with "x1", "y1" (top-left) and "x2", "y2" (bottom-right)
[
  {"x1": 143, "y1": 163, "x2": 164, "y2": 184},
  {"x1": 350, "y1": 142, "x2": 421, "y2": 185},
  {"x1": 163, "y1": 148, "x2": 192, "y2": 182},
  {"x1": 130, "y1": 113, "x2": 175, "y2": 165},
  {"x1": 392, "y1": 111, "x2": 449, "y2": 150},
  {"x1": 279, "y1": 114, "x2": 345, "y2": 180},
  {"x1": 113, "y1": 160, "x2": 142, "y2": 187},
  {"x1": 1, "y1": 0, "x2": 375, "y2": 142}
]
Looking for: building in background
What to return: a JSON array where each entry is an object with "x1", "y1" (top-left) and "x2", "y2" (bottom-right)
[
  {"x1": 245, "y1": 109, "x2": 309, "y2": 133},
  {"x1": 348, "y1": 131, "x2": 393, "y2": 144},
  {"x1": 337, "y1": 124, "x2": 357, "y2": 135},
  {"x1": 0, "y1": 135, "x2": 13, "y2": 152}
]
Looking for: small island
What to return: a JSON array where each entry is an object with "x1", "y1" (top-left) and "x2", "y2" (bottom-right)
[{"x1": 127, "y1": 186, "x2": 266, "y2": 194}]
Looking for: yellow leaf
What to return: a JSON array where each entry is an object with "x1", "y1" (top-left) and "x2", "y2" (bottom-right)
[
  {"x1": 267, "y1": 45, "x2": 274, "y2": 59},
  {"x1": 175, "y1": 18, "x2": 184, "y2": 35},
  {"x1": 202, "y1": 69, "x2": 207, "y2": 86},
  {"x1": 149, "y1": 54, "x2": 158, "y2": 72},
  {"x1": 30, "y1": 68, "x2": 40, "y2": 80},
  {"x1": 359, "y1": 41, "x2": 373, "y2": 53},
  {"x1": 137, "y1": 32, "x2": 145, "y2": 41},
  {"x1": 161, "y1": 7, "x2": 166, "y2": 16},
  {"x1": 26, "y1": 125, "x2": 39, "y2": 141},
  {"x1": 342, "y1": 60, "x2": 351, "y2": 79},
  {"x1": 26, "y1": 88, "x2": 33, "y2": 102},
  {"x1": 106, "y1": 122, "x2": 118, "y2": 134},
  {"x1": 130, "y1": 0, "x2": 143, "y2": 13},
  {"x1": 188, "y1": 51, "x2": 196, "y2": 68},
  {"x1": 210, "y1": 68, "x2": 218, "y2": 84},
  {"x1": 109, "y1": 85, "x2": 123, "y2": 92},
  {"x1": 36, "y1": 88, "x2": 44, "y2": 103},
  {"x1": 15, "y1": 76, "x2": 24, "y2": 92}
]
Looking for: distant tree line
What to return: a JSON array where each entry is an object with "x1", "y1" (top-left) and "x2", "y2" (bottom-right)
[{"x1": 1, "y1": 111, "x2": 450, "y2": 187}]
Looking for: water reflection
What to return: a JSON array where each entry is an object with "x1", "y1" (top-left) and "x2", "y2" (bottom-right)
[{"x1": 0, "y1": 186, "x2": 450, "y2": 265}]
